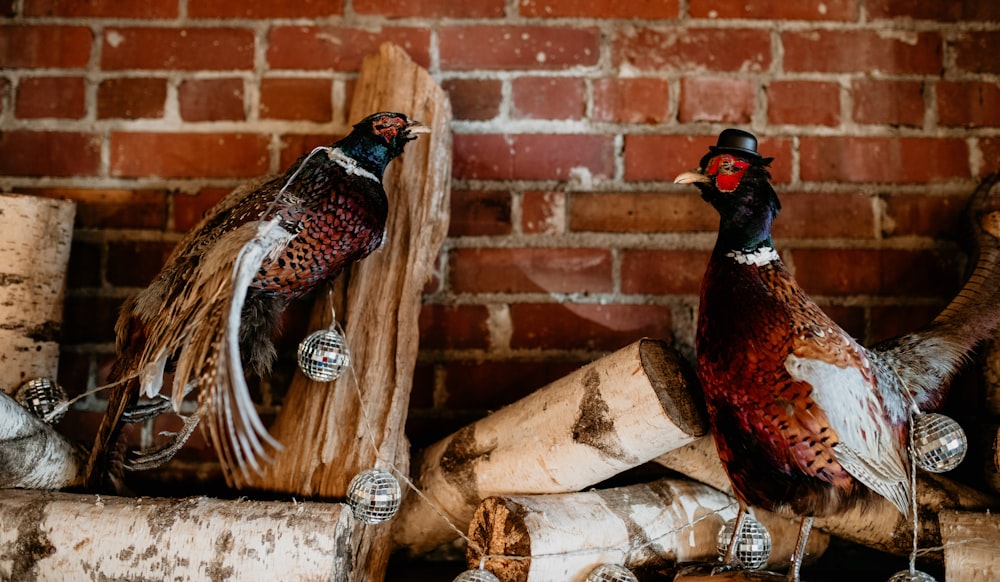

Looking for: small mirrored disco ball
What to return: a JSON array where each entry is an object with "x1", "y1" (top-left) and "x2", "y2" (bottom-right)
[
  {"x1": 346, "y1": 468, "x2": 401, "y2": 524},
  {"x1": 15, "y1": 378, "x2": 67, "y2": 424},
  {"x1": 297, "y1": 328, "x2": 351, "y2": 382},
  {"x1": 716, "y1": 514, "x2": 772, "y2": 570},
  {"x1": 585, "y1": 563, "x2": 639, "y2": 582},
  {"x1": 887, "y1": 569, "x2": 937, "y2": 582},
  {"x1": 453, "y1": 569, "x2": 501, "y2": 582},
  {"x1": 912, "y1": 413, "x2": 967, "y2": 473}
]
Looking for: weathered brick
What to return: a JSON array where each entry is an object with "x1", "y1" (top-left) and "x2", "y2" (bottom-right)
[
  {"x1": 509, "y1": 303, "x2": 673, "y2": 350},
  {"x1": 436, "y1": 360, "x2": 584, "y2": 410},
  {"x1": 107, "y1": 241, "x2": 176, "y2": 287},
  {"x1": 800, "y1": 137, "x2": 969, "y2": 183},
  {"x1": 24, "y1": 188, "x2": 169, "y2": 229},
  {"x1": 440, "y1": 26, "x2": 600, "y2": 71},
  {"x1": 621, "y1": 249, "x2": 710, "y2": 295},
  {"x1": 881, "y1": 193, "x2": 967, "y2": 238},
  {"x1": 0, "y1": 26, "x2": 92, "y2": 68},
  {"x1": 442, "y1": 79, "x2": 502, "y2": 121},
  {"x1": 98, "y1": 77, "x2": 167, "y2": 120},
  {"x1": 773, "y1": 192, "x2": 876, "y2": 239},
  {"x1": 937, "y1": 81, "x2": 1000, "y2": 127},
  {"x1": 980, "y1": 138, "x2": 1000, "y2": 177},
  {"x1": 512, "y1": 77, "x2": 585, "y2": 120},
  {"x1": 819, "y1": 305, "x2": 866, "y2": 340},
  {"x1": 453, "y1": 133, "x2": 614, "y2": 181},
  {"x1": 569, "y1": 192, "x2": 716, "y2": 233},
  {"x1": 102, "y1": 28, "x2": 255, "y2": 71},
  {"x1": 66, "y1": 241, "x2": 102, "y2": 289},
  {"x1": 679, "y1": 76, "x2": 755, "y2": 124},
  {"x1": 61, "y1": 296, "x2": 121, "y2": 344},
  {"x1": 625, "y1": 135, "x2": 793, "y2": 183},
  {"x1": 260, "y1": 78, "x2": 332, "y2": 122},
  {"x1": 592, "y1": 78, "x2": 671, "y2": 124},
  {"x1": 179, "y1": 78, "x2": 245, "y2": 122},
  {"x1": 25, "y1": 0, "x2": 177, "y2": 17},
  {"x1": 767, "y1": 80, "x2": 840, "y2": 126},
  {"x1": 690, "y1": 0, "x2": 854, "y2": 20},
  {"x1": 952, "y1": 31, "x2": 1000, "y2": 74},
  {"x1": 279, "y1": 134, "x2": 343, "y2": 169},
  {"x1": 791, "y1": 248, "x2": 962, "y2": 297},
  {"x1": 188, "y1": 0, "x2": 342, "y2": 18},
  {"x1": 449, "y1": 190, "x2": 512, "y2": 237},
  {"x1": 357, "y1": 0, "x2": 503, "y2": 18},
  {"x1": 519, "y1": 0, "x2": 679, "y2": 19},
  {"x1": 615, "y1": 27, "x2": 770, "y2": 73},
  {"x1": 870, "y1": 305, "x2": 944, "y2": 344},
  {"x1": 0, "y1": 131, "x2": 100, "y2": 177},
  {"x1": 866, "y1": 0, "x2": 1000, "y2": 21},
  {"x1": 268, "y1": 26, "x2": 430, "y2": 71},
  {"x1": 522, "y1": 191, "x2": 565, "y2": 235},
  {"x1": 56, "y1": 352, "x2": 96, "y2": 398},
  {"x1": 450, "y1": 247, "x2": 613, "y2": 294},
  {"x1": 15, "y1": 76, "x2": 85, "y2": 119},
  {"x1": 783, "y1": 30, "x2": 941, "y2": 74},
  {"x1": 418, "y1": 304, "x2": 491, "y2": 350},
  {"x1": 174, "y1": 188, "x2": 230, "y2": 232},
  {"x1": 110, "y1": 132, "x2": 270, "y2": 178},
  {"x1": 852, "y1": 79, "x2": 925, "y2": 127}
]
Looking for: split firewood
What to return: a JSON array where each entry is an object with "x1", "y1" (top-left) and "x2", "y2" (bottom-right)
[
  {"x1": 0, "y1": 391, "x2": 85, "y2": 490},
  {"x1": 0, "y1": 488, "x2": 355, "y2": 582},
  {"x1": 393, "y1": 339, "x2": 707, "y2": 555},
  {"x1": 466, "y1": 478, "x2": 828, "y2": 582},
  {"x1": 939, "y1": 509, "x2": 1000, "y2": 582}
]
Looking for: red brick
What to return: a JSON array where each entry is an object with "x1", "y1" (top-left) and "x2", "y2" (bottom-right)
[
  {"x1": 772, "y1": 192, "x2": 876, "y2": 239},
  {"x1": 98, "y1": 77, "x2": 167, "y2": 120},
  {"x1": 866, "y1": 0, "x2": 1000, "y2": 21},
  {"x1": 25, "y1": 0, "x2": 178, "y2": 17},
  {"x1": 519, "y1": 0, "x2": 679, "y2": 19},
  {"x1": 679, "y1": 77, "x2": 755, "y2": 124},
  {"x1": 881, "y1": 193, "x2": 968, "y2": 238},
  {"x1": 450, "y1": 248, "x2": 613, "y2": 294},
  {"x1": 783, "y1": 30, "x2": 941, "y2": 74},
  {"x1": 15, "y1": 76, "x2": 85, "y2": 119},
  {"x1": 102, "y1": 28, "x2": 254, "y2": 71},
  {"x1": 952, "y1": 32, "x2": 1000, "y2": 74},
  {"x1": 279, "y1": 134, "x2": 343, "y2": 169},
  {"x1": 189, "y1": 0, "x2": 342, "y2": 18},
  {"x1": 522, "y1": 191, "x2": 565, "y2": 235},
  {"x1": 690, "y1": 0, "x2": 854, "y2": 20},
  {"x1": 0, "y1": 0, "x2": 14, "y2": 16},
  {"x1": 110, "y1": 132, "x2": 270, "y2": 178},
  {"x1": 510, "y1": 303, "x2": 673, "y2": 350},
  {"x1": 625, "y1": 135, "x2": 793, "y2": 183},
  {"x1": 453, "y1": 133, "x2": 614, "y2": 181},
  {"x1": 981, "y1": 138, "x2": 1000, "y2": 178},
  {"x1": 570, "y1": 192, "x2": 717, "y2": 233},
  {"x1": 621, "y1": 249, "x2": 710, "y2": 295},
  {"x1": 357, "y1": 0, "x2": 503, "y2": 18},
  {"x1": 615, "y1": 27, "x2": 770, "y2": 73},
  {"x1": 449, "y1": 190, "x2": 512, "y2": 237},
  {"x1": 107, "y1": 241, "x2": 176, "y2": 287},
  {"x1": 259, "y1": 78, "x2": 332, "y2": 122},
  {"x1": 178, "y1": 78, "x2": 244, "y2": 122},
  {"x1": 440, "y1": 26, "x2": 600, "y2": 71},
  {"x1": 937, "y1": 81, "x2": 1000, "y2": 127},
  {"x1": 767, "y1": 81, "x2": 839, "y2": 126},
  {"x1": 66, "y1": 241, "x2": 102, "y2": 289},
  {"x1": 0, "y1": 26, "x2": 92, "y2": 68},
  {"x1": 61, "y1": 296, "x2": 121, "y2": 344},
  {"x1": 24, "y1": 188, "x2": 169, "y2": 229},
  {"x1": 870, "y1": 305, "x2": 943, "y2": 344},
  {"x1": 800, "y1": 137, "x2": 969, "y2": 183},
  {"x1": 818, "y1": 305, "x2": 866, "y2": 340},
  {"x1": 174, "y1": 188, "x2": 231, "y2": 232},
  {"x1": 268, "y1": 26, "x2": 430, "y2": 71},
  {"x1": 0, "y1": 131, "x2": 100, "y2": 177},
  {"x1": 852, "y1": 79, "x2": 925, "y2": 127},
  {"x1": 437, "y1": 360, "x2": 584, "y2": 410},
  {"x1": 442, "y1": 79, "x2": 502, "y2": 121},
  {"x1": 791, "y1": 248, "x2": 961, "y2": 297},
  {"x1": 419, "y1": 304, "x2": 491, "y2": 350},
  {"x1": 512, "y1": 77, "x2": 585, "y2": 120},
  {"x1": 592, "y1": 78, "x2": 671, "y2": 124}
]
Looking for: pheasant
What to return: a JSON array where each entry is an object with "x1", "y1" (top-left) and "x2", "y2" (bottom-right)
[
  {"x1": 675, "y1": 129, "x2": 1000, "y2": 580},
  {"x1": 84, "y1": 112, "x2": 430, "y2": 491}
]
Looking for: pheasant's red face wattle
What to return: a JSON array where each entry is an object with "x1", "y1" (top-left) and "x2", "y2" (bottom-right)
[
  {"x1": 706, "y1": 154, "x2": 751, "y2": 193},
  {"x1": 371, "y1": 114, "x2": 408, "y2": 144}
]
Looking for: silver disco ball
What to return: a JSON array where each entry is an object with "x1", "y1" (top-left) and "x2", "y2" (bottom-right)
[
  {"x1": 887, "y1": 569, "x2": 937, "y2": 582},
  {"x1": 15, "y1": 378, "x2": 67, "y2": 424},
  {"x1": 297, "y1": 328, "x2": 350, "y2": 382},
  {"x1": 586, "y1": 563, "x2": 639, "y2": 582},
  {"x1": 453, "y1": 569, "x2": 501, "y2": 582},
  {"x1": 346, "y1": 468, "x2": 401, "y2": 524},
  {"x1": 912, "y1": 413, "x2": 967, "y2": 473},
  {"x1": 717, "y1": 514, "x2": 772, "y2": 570}
]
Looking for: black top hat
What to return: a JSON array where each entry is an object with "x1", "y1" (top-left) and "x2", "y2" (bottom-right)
[{"x1": 700, "y1": 128, "x2": 762, "y2": 169}]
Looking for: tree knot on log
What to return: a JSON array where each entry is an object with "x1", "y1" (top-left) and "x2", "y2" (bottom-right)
[{"x1": 572, "y1": 368, "x2": 640, "y2": 465}]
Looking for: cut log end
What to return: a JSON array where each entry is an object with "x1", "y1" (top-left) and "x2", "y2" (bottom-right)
[
  {"x1": 640, "y1": 338, "x2": 707, "y2": 438},
  {"x1": 467, "y1": 497, "x2": 531, "y2": 582}
]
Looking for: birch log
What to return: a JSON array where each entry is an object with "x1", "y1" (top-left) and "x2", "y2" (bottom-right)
[
  {"x1": 246, "y1": 43, "x2": 452, "y2": 582},
  {"x1": 0, "y1": 194, "x2": 75, "y2": 392},
  {"x1": 0, "y1": 391, "x2": 85, "y2": 490},
  {"x1": 0, "y1": 489, "x2": 355, "y2": 582},
  {"x1": 466, "y1": 478, "x2": 828, "y2": 582},
  {"x1": 393, "y1": 339, "x2": 706, "y2": 555},
  {"x1": 656, "y1": 435, "x2": 999, "y2": 560},
  {"x1": 939, "y1": 510, "x2": 1000, "y2": 582}
]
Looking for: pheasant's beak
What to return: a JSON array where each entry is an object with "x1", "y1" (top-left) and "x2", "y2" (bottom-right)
[
  {"x1": 405, "y1": 120, "x2": 432, "y2": 136},
  {"x1": 674, "y1": 169, "x2": 711, "y2": 185}
]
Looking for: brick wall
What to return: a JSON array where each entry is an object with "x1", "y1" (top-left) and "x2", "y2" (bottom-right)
[{"x1": 1, "y1": 1, "x2": 998, "y2": 465}]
